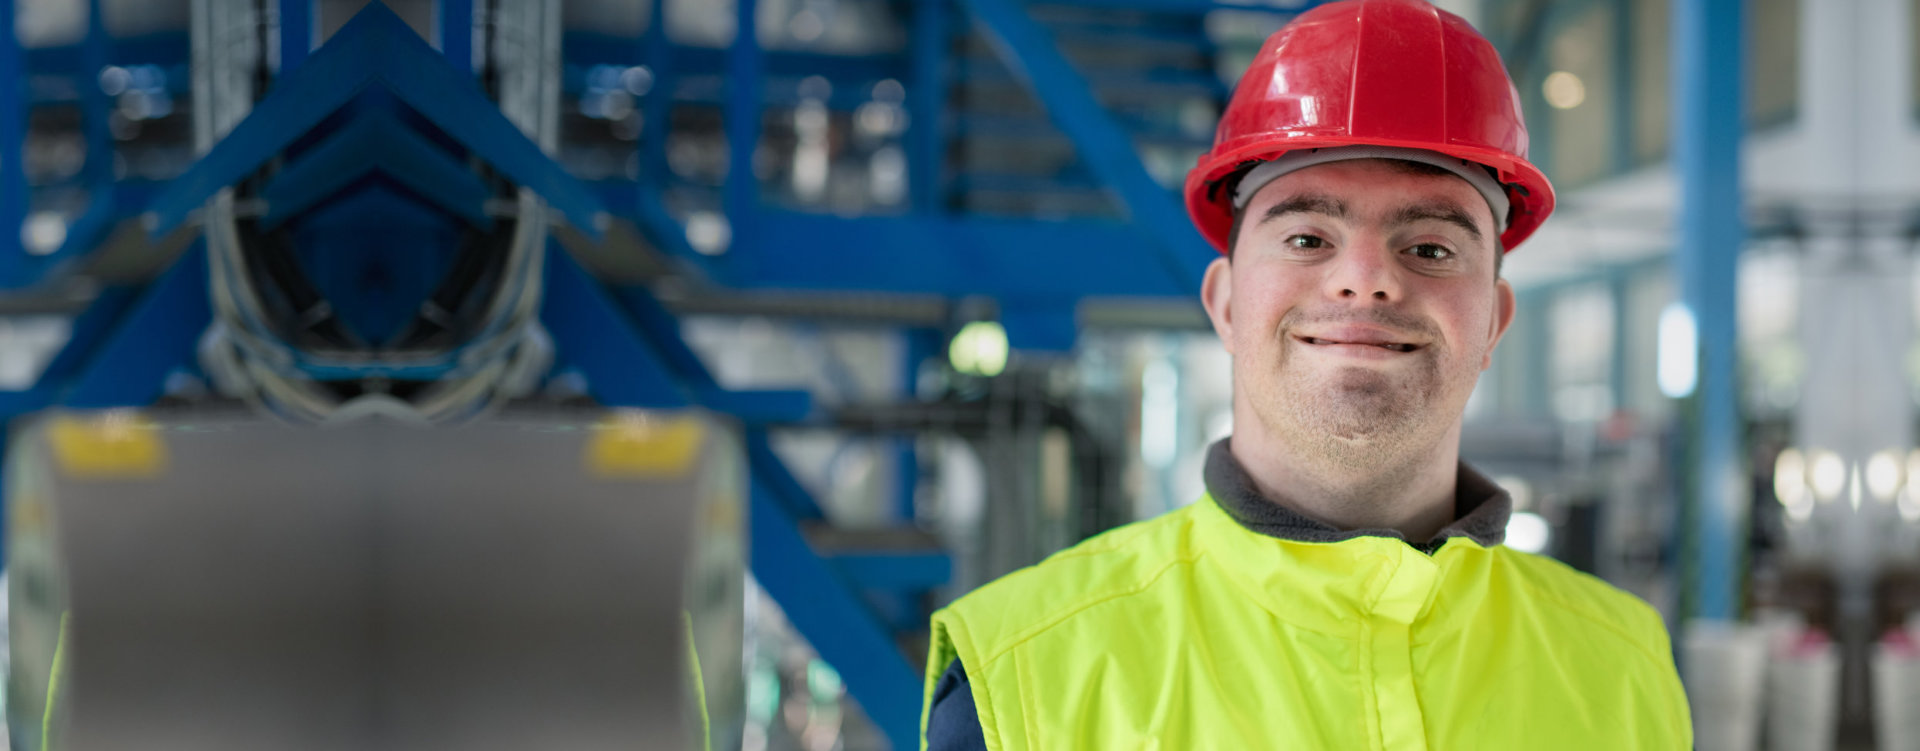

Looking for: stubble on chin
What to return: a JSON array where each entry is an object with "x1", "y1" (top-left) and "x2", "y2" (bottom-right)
[{"x1": 1255, "y1": 344, "x2": 1450, "y2": 471}]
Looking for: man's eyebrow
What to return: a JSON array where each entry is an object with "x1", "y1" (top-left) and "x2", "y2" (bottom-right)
[
  {"x1": 1387, "y1": 201, "x2": 1485, "y2": 242},
  {"x1": 1256, "y1": 194, "x2": 1349, "y2": 225}
]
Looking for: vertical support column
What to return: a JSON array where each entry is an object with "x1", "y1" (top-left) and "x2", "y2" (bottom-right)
[
  {"x1": 909, "y1": 0, "x2": 947, "y2": 214},
  {"x1": 82, "y1": 0, "x2": 111, "y2": 190},
  {"x1": 1672, "y1": 0, "x2": 1744, "y2": 622},
  {"x1": 724, "y1": 0, "x2": 762, "y2": 231},
  {"x1": 438, "y1": 0, "x2": 473, "y2": 74},
  {"x1": 639, "y1": 0, "x2": 672, "y2": 189},
  {"x1": 279, "y1": 0, "x2": 312, "y2": 75},
  {"x1": 0, "y1": 0, "x2": 24, "y2": 285},
  {"x1": 894, "y1": 329, "x2": 938, "y2": 521}
]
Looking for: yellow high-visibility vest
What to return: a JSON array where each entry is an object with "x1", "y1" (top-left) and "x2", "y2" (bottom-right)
[{"x1": 920, "y1": 493, "x2": 1691, "y2": 750}]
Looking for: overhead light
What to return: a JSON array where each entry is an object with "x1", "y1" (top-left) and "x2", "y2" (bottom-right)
[
  {"x1": 949, "y1": 321, "x2": 1008, "y2": 378},
  {"x1": 1868, "y1": 450, "x2": 1904, "y2": 501},
  {"x1": 684, "y1": 212, "x2": 731, "y2": 256},
  {"x1": 22, "y1": 211, "x2": 65, "y2": 256},
  {"x1": 1808, "y1": 450, "x2": 1846, "y2": 503},
  {"x1": 1543, "y1": 71, "x2": 1586, "y2": 109},
  {"x1": 1773, "y1": 449, "x2": 1806, "y2": 508}
]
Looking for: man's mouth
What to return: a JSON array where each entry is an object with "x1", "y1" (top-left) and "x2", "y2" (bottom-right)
[{"x1": 1295, "y1": 336, "x2": 1420, "y2": 353}]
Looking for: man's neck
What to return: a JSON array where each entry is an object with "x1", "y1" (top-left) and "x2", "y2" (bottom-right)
[{"x1": 1227, "y1": 423, "x2": 1462, "y2": 543}]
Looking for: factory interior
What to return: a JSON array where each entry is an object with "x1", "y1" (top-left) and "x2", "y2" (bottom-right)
[{"x1": 0, "y1": 0, "x2": 1913, "y2": 749}]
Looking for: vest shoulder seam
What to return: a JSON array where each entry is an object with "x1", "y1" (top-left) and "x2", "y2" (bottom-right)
[
  {"x1": 1501, "y1": 552, "x2": 1672, "y2": 668},
  {"x1": 973, "y1": 550, "x2": 1206, "y2": 668}
]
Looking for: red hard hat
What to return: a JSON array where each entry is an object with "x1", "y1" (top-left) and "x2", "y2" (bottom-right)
[{"x1": 1184, "y1": 0, "x2": 1555, "y2": 254}]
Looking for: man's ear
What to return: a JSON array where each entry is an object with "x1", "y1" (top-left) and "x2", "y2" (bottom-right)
[
  {"x1": 1483, "y1": 277, "x2": 1517, "y2": 370},
  {"x1": 1201, "y1": 257, "x2": 1235, "y2": 354}
]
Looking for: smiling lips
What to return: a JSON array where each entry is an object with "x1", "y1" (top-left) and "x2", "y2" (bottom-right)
[{"x1": 1293, "y1": 325, "x2": 1423, "y2": 356}]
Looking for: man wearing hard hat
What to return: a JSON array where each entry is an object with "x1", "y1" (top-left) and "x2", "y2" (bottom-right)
[{"x1": 920, "y1": 1, "x2": 1692, "y2": 749}]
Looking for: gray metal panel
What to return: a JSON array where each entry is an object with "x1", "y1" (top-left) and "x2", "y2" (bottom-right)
[{"x1": 15, "y1": 410, "x2": 729, "y2": 750}]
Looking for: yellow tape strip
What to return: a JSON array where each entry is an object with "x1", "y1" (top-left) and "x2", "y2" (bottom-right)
[
  {"x1": 46, "y1": 414, "x2": 167, "y2": 479},
  {"x1": 585, "y1": 412, "x2": 704, "y2": 480}
]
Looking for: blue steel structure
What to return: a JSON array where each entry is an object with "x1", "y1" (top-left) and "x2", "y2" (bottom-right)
[
  {"x1": 1672, "y1": 0, "x2": 1745, "y2": 623},
  {"x1": 0, "y1": 0, "x2": 1755, "y2": 746}
]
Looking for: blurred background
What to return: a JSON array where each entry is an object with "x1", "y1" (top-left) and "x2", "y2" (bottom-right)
[{"x1": 0, "y1": 0, "x2": 1911, "y2": 749}]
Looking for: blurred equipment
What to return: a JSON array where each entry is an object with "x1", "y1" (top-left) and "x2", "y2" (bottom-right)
[
  {"x1": 4, "y1": 408, "x2": 744, "y2": 751},
  {"x1": 1684, "y1": 621, "x2": 1769, "y2": 751},
  {"x1": 181, "y1": 0, "x2": 571, "y2": 423}
]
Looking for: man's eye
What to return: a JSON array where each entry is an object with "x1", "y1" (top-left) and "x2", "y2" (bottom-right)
[
  {"x1": 1287, "y1": 234, "x2": 1326, "y2": 250},
  {"x1": 1410, "y1": 244, "x2": 1453, "y2": 260}
]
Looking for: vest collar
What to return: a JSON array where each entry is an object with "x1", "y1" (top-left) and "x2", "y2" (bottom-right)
[{"x1": 1201, "y1": 437, "x2": 1510, "y2": 553}]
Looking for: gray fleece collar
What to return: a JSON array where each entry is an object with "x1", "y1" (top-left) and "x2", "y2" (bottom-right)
[{"x1": 1202, "y1": 438, "x2": 1510, "y2": 554}]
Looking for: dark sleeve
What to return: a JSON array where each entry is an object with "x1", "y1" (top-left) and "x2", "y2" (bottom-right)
[{"x1": 925, "y1": 658, "x2": 989, "y2": 751}]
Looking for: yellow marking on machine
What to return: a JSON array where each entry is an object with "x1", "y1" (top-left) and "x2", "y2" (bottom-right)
[
  {"x1": 585, "y1": 411, "x2": 704, "y2": 479},
  {"x1": 46, "y1": 412, "x2": 168, "y2": 479}
]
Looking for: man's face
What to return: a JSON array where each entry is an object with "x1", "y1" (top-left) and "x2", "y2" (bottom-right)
[{"x1": 1200, "y1": 159, "x2": 1516, "y2": 463}]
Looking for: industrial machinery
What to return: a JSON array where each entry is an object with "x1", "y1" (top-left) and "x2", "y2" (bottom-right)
[{"x1": 4, "y1": 407, "x2": 743, "y2": 750}]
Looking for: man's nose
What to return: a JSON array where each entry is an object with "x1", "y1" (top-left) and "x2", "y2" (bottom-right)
[{"x1": 1323, "y1": 240, "x2": 1401, "y2": 302}]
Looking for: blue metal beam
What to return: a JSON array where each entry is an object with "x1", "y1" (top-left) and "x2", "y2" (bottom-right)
[
  {"x1": 1000, "y1": 304, "x2": 1078, "y2": 353},
  {"x1": 959, "y1": 0, "x2": 1212, "y2": 300},
  {"x1": 47, "y1": 194, "x2": 118, "y2": 266},
  {"x1": 438, "y1": 0, "x2": 472, "y2": 74},
  {"x1": 743, "y1": 429, "x2": 829, "y2": 521},
  {"x1": 638, "y1": 0, "x2": 672, "y2": 190},
  {"x1": 723, "y1": 0, "x2": 763, "y2": 223},
  {"x1": 748, "y1": 482, "x2": 921, "y2": 751},
  {"x1": 280, "y1": 0, "x2": 312, "y2": 74},
  {"x1": 723, "y1": 211, "x2": 1189, "y2": 299},
  {"x1": 0, "y1": 0, "x2": 24, "y2": 287},
  {"x1": 144, "y1": 3, "x2": 606, "y2": 239},
  {"x1": 81, "y1": 0, "x2": 112, "y2": 188},
  {"x1": 909, "y1": 0, "x2": 948, "y2": 213},
  {"x1": 259, "y1": 111, "x2": 493, "y2": 230},
  {"x1": 541, "y1": 244, "x2": 699, "y2": 411},
  {"x1": 1673, "y1": 0, "x2": 1744, "y2": 622},
  {"x1": 61, "y1": 244, "x2": 210, "y2": 408},
  {"x1": 895, "y1": 329, "x2": 939, "y2": 520},
  {"x1": 607, "y1": 285, "x2": 814, "y2": 423},
  {"x1": 544, "y1": 245, "x2": 813, "y2": 422},
  {"x1": 23, "y1": 34, "x2": 190, "y2": 73},
  {"x1": 829, "y1": 551, "x2": 952, "y2": 591}
]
